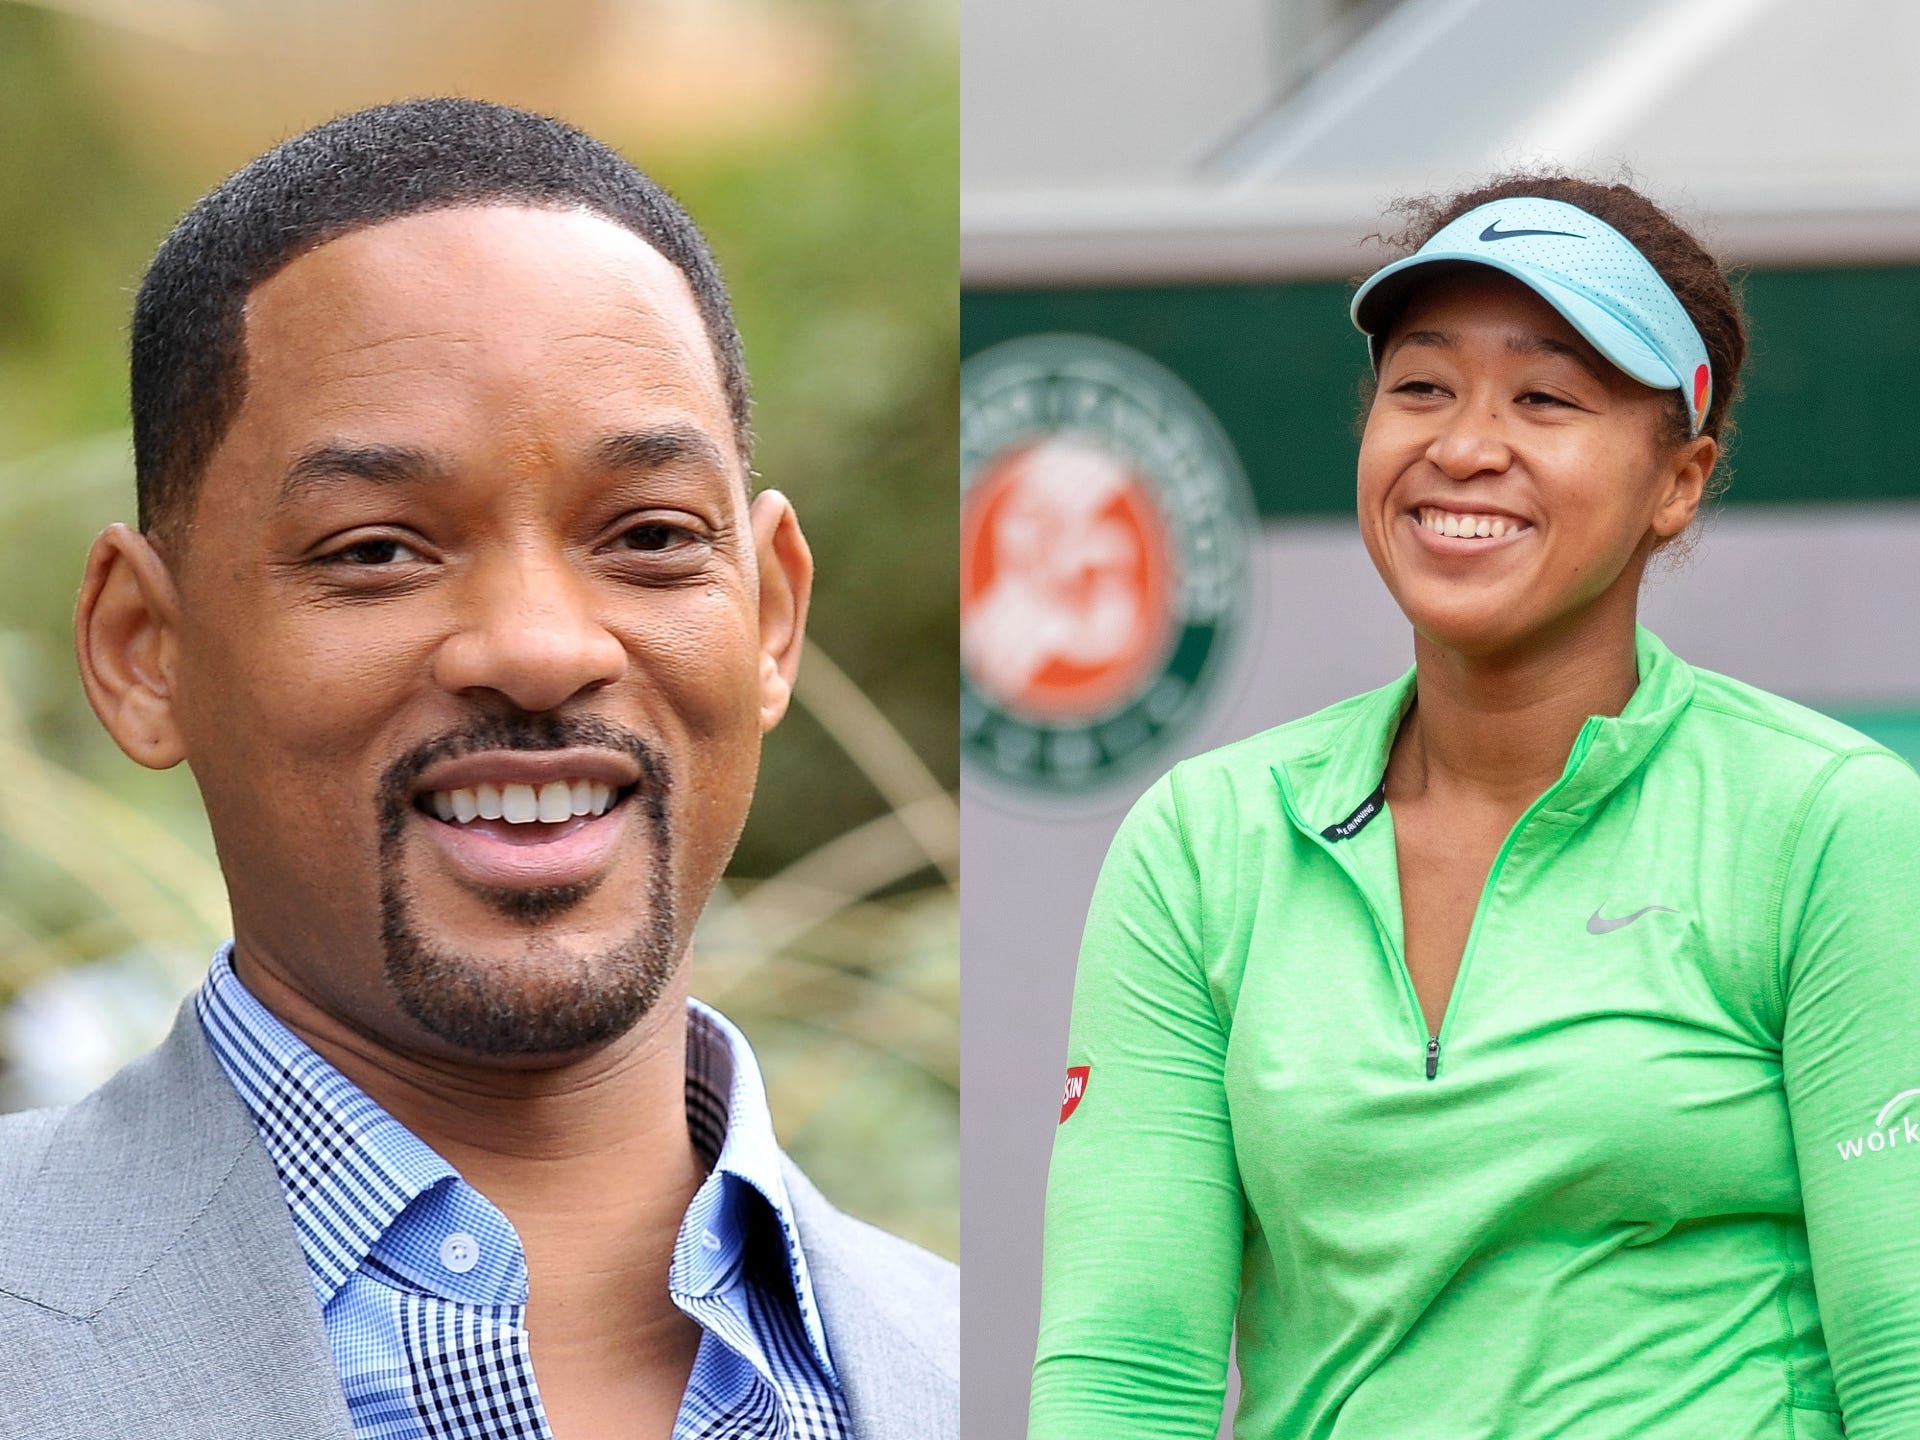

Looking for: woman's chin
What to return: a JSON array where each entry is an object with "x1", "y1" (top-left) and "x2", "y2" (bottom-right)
[{"x1": 1395, "y1": 588, "x2": 1537, "y2": 660}]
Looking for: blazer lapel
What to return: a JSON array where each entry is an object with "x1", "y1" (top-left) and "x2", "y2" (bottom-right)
[
  {"x1": 781, "y1": 1159, "x2": 959, "y2": 1440},
  {"x1": 0, "y1": 1001, "x2": 354, "y2": 1440}
]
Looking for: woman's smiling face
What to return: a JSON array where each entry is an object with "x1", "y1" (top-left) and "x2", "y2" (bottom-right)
[{"x1": 1357, "y1": 268, "x2": 1715, "y2": 660}]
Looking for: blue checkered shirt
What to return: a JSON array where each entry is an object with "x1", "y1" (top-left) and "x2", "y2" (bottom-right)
[{"x1": 195, "y1": 946, "x2": 850, "y2": 1440}]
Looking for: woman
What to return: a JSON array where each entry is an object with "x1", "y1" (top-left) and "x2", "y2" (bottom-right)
[{"x1": 1027, "y1": 176, "x2": 1920, "y2": 1439}]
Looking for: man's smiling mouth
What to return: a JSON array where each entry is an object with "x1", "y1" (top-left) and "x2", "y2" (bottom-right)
[
  {"x1": 422, "y1": 778, "x2": 622, "y2": 826},
  {"x1": 411, "y1": 776, "x2": 642, "y2": 883},
  {"x1": 389, "y1": 730, "x2": 665, "y2": 889},
  {"x1": 415, "y1": 776, "x2": 638, "y2": 855}
]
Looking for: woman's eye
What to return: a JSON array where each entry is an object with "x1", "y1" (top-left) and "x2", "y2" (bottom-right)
[
  {"x1": 1392, "y1": 379, "x2": 1445, "y2": 397},
  {"x1": 1520, "y1": 390, "x2": 1572, "y2": 407}
]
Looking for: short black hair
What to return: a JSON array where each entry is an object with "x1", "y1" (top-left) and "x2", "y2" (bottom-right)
[{"x1": 131, "y1": 97, "x2": 749, "y2": 537}]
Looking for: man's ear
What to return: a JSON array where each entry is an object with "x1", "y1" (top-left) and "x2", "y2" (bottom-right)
[
  {"x1": 748, "y1": 490, "x2": 811, "y2": 732},
  {"x1": 75, "y1": 523, "x2": 188, "y2": 769}
]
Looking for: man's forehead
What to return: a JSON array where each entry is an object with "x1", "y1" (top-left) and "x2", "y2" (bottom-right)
[
  {"x1": 246, "y1": 205, "x2": 706, "y2": 352},
  {"x1": 228, "y1": 204, "x2": 741, "y2": 474}
]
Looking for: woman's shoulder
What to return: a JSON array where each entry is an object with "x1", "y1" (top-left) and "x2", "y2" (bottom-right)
[
  {"x1": 1677, "y1": 660, "x2": 1914, "y2": 781},
  {"x1": 1668, "y1": 659, "x2": 1920, "y2": 845},
  {"x1": 1682, "y1": 662, "x2": 1900, "y2": 756}
]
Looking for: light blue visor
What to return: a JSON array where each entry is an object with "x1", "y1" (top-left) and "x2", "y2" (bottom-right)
[{"x1": 1350, "y1": 197, "x2": 1713, "y2": 435}]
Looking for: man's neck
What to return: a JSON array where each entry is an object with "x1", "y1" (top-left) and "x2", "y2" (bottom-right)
[{"x1": 228, "y1": 947, "x2": 706, "y2": 1371}]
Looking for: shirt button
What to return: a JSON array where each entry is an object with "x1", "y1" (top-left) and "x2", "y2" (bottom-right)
[
  {"x1": 701, "y1": 1229, "x2": 722, "y2": 1253},
  {"x1": 440, "y1": 1232, "x2": 479, "y2": 1274}
]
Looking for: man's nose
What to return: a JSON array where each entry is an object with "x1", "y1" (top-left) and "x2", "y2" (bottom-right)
[
  {"x1": 432, "y1": 548, "x2": 626, "y2": 712},
  {"x1": 1425, "y1": 401, "x2": 1514, "y2": 481}
]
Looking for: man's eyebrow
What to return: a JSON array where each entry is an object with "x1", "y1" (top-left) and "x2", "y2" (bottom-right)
[
  {"x1": 278, "y1": 426, "x2": 736, "y2": 505},
  {"x1": 280, "y1": 442, "x2": 451, "y2": 502},
  {"x1": 592, "y1": 424, "x2": 732, "y2": 477}
]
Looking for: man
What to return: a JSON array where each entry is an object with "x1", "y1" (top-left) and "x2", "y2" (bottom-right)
[{"x1": 0, "y1": 99, "x2": 956, "y2": 1440}]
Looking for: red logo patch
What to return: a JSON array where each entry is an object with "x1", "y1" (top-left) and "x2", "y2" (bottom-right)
[
  {"x1": 1692, "y1": 363, "x2": 1711, "y2": 422},
  {"x1": 1060, "y1": 1065, "x2": 1091, "y2": 1124}
]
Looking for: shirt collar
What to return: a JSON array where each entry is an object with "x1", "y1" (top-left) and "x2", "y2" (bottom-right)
[
  {"x1": 678, "y1": 997, "x2": 839, "y2": 1379},
  {"x1": 195, "y1": 947, "x2": 835, "y2": 1375},
  {"x1": 195, "y1": 948, "x2": 467, "y2": 1310},
  {"x1": 1272, "y1": 625, "x2": 1697, "y2": 836}
]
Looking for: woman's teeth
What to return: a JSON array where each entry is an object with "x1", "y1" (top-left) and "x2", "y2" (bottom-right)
[
  {"x1": 427, "y1": 780, "x2": 615, "y2": 825},
  {"x1": 1417, "y1": 508, "x2": 1527, "y2": 539}
]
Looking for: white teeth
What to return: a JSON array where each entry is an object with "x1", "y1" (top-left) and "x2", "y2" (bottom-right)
[
  {"x1": 536, "y1": 781, "x2": 572, "y2": 823},
  {"x1": 427, "y1": 778, "x2": 620, "y2": 824},
  {"x1": 1420, "y1": 508, "x2": 1525, "y2": 539}
]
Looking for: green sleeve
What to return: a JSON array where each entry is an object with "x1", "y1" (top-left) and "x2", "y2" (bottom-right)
[
  {"x1": 1029, "y1": 771, "x2": 1244, "y2": 1439},
  {"x1": 1780, "y1": 750, "x2": 1920, "y2": 1438}
]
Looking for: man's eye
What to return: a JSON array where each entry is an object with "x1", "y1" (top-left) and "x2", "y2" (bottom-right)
[
  {"x1": 327, "y1": 538, "x2": 418, "y2": 565},
  {"x1": 617, "y1": 523, "x2": 689, "y2": 553}
]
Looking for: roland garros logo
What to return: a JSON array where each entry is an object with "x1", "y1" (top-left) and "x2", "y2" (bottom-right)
[
  {"x1": 1836, "y1": 1087, "x2": 1920, "y2": 1162},
  {"x1": 959, "y1": 335, "x2": 1251, "y2": 795}
]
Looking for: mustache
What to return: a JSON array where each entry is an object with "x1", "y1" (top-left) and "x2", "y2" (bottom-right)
[{"x1": 375, "y1": 712, "x2": 671, "y2": 848}]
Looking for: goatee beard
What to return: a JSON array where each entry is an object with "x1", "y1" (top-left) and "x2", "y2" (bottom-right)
[{"x1": 374, "y1": 713, "x2": 678, "y2": 1056}]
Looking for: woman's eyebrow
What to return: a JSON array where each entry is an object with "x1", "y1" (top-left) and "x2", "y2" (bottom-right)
[
  {"x1": 1506, "y1": 332, "x2": 1609, "y2": 381},
  {"x1": 1390, "y1": 329, "x2": 1455, "y2": 355}
]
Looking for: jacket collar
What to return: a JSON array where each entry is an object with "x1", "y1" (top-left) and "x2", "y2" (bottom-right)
[
  {"x1": 0, "y1": 1000, "x2": 356, "y2": 1440},
  {"x1": 0, "y1": 993, "x2": 954, "y2": 1440},
  {"x1": 1273, "y1": 626, "x2": 1697, "y2": 836},
  {"x1": 782, "y1": 1158, "x2": 959, "y2": 1440}
]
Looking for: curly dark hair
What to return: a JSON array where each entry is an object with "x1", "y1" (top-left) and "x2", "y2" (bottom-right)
[{"x1": 1369, "y1": 172, "x2": 1748, "y2": 472}]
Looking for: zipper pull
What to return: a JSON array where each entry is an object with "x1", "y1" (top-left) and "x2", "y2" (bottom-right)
[{"x1": 1425, "y1": 1036, "x2": 1440, "y2": 1081}]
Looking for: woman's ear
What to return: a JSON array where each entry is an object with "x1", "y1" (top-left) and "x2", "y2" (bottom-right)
[
  {"x1": 74, "y1": 524, "x2": 189, "y2": 769},
  {"x1": 1651, "y1": 433, "x2": 1718, "y2": 541}
]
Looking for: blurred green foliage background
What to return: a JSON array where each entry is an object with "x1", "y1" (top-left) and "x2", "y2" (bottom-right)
[{"x1": 0, "y1": 0, "x2": 956, "y2": 1255}]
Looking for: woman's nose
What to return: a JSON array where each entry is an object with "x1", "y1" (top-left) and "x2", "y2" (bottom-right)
[{"x1": 1426, "y1": 403, "x2": 1514, "y2": 481}]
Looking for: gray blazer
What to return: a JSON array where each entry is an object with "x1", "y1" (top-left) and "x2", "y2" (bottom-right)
[{"x1": 0, "y1": 1003, "x2": 958, "y2": 1439}]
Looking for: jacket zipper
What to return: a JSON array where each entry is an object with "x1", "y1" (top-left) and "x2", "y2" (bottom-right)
[
  {"x1": 1276, "y1": 715, "x2": 1601, "y2": 1084},
  {"x1": 1422, "y1": 716, "x2": 1602, "y2": 1081}
]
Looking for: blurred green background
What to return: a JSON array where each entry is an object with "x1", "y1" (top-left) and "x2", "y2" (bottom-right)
[{"x1": 0, "y1": 0, "x2": 956, "y2": 1255}]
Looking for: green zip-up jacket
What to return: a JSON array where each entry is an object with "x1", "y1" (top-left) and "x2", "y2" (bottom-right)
[{"x1": 1031, "y1": 629, "x2": 1920, "y2": 1439}]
